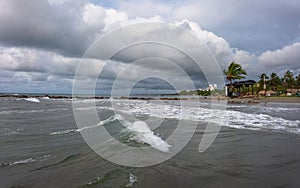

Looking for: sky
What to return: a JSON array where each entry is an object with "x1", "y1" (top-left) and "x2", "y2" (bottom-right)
[{"x1": 0, "y1": 0, "x2": 299, "y2": 94}]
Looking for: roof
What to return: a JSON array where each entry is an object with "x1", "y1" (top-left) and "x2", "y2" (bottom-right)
[
  {"x1": 258, "y1": 90, "x2": 276, "y2": 95},
  {"x1": 226, "y1": 80, "x2": 256, "y2": 87}
]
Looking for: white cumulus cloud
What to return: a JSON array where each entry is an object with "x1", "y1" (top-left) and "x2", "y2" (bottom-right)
[{"x1": 259, "y1": 42, "x2": 300, "y2": 70}]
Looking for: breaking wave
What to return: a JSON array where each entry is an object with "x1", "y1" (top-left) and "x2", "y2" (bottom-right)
[
  {"x1": 50, "y1": 114, "x2": 171, "y2": 152},
  {"x1": 24, "y1": 98, "x2": 40, "y2": 103},
  {"x1": 111, "y1": 100, "x2": 300, "y2": 134}
]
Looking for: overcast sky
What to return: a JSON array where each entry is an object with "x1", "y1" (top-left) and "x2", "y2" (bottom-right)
[{"x1": 0, "y1": 0, "x2": 299, "y2": 94}]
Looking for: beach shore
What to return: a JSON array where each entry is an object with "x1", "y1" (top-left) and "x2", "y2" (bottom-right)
[
  {"x1": 257, "y1": 97, "x2": 300, "y2": 103},
  {"x1": 225, "y1": 96, "x2": 300, "y2": 104},
  {"x1": 1, "y1": 94, "x2": 300, "y2": 103}
]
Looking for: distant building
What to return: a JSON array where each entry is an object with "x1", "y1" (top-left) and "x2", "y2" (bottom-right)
[
  {"x1": 287, "y1": 89, "x2": 300, "y2": 94},
  {"x1": 206, "y1": 84, "x2": 217, "y2": 91}
]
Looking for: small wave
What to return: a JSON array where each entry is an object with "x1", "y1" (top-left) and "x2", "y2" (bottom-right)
[
  {"x1": 0, "y1": 108, "x2": 69, "y2": 114},
  {"x1": 50, "y1": 115, "x2": 119, "y2": 135},
  {"x1": 0, "y1": 155, "x2": 50, "y2": 167},
  {"x1": 2, "y1": 128, "x2": 24, "y2": 135},
  {"x1": 50, "y1": 129, "x2": 76, "y2": 135},
  {"x1": 127, "y1": 121, "x2": 171, "y2": 152},
  {"x1": 85, "y1": 176, "x2": 103, "y2": 186},
  {"x1": 41, "y1": 96, "x2": 50, "y2": 99},
  {"x1": 125, "y1": 173, "x2": 138, "y2": 187},
  {"x1": 24, "y1": 98, "x2": 40, "y2": 103},
  {"x1": 32, "y1": 154, "x2": 76, "y2": 171},
  {"x1": 114, "y1": 115, "x2": 171, "y2": 152},
  {"x1": 46, "y1": 108, "x2": 69, "y2": 112},
  {"x1": 49, "y1": 114, "x2": 171, "y2": 152},
  {"x1": 9, "y1": 158, "x2": 36, "y2": 165},
  {"x1": 81, "y1": 169, "x2": 137, "y2": 187}
]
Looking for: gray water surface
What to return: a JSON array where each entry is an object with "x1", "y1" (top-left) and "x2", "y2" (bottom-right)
[{"x1": 1, "y1": 97, "x2": 300, "y2": 188}]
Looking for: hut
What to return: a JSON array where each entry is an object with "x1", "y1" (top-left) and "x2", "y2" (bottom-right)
[{"x1": 226, "y1": 80, "x2": 256, "y2": 97}]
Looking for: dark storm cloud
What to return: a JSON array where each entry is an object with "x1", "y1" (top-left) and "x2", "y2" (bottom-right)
[{"x1": 0, "y1": 0, "x2": 104, "y2": 57}]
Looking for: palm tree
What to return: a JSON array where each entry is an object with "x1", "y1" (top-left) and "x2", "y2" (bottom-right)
[
  {"x1": 258, "y1": 73, "x2": 269, "y2": 91},
  {"x1": 224, "y1": 62, "x2": 247, "y2": 92},
  {"x1": 259, "y1": 73, "x2": 269, "y2": 80},
  {"x1": 268, "y1": 72, "x2": 281, "y2": 91},
  {"x1": 283, "y1": 70, "x2": 294, "y2": 89},
  {"x1": 296, "y1": 74, "x2": 300, "y2": 87}
]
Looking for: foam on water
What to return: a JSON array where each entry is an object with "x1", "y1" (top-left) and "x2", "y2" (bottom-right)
[
  {"x1": 127, "y1": 121, "x2": 171, "y2": 152},
  {"x1": 111, "y1": 114, "x2": 171, "y2": 152},
  {"x1": 0, "y1": 108, "x2": 69, "y2": 115},
  {"x1": 1, "y1": 128, "x2": 24, "y2": 135},
  {"x1": 126, "y1": 173, "x2": 137, "y2": 187},
  {"x1": 111, "y1": 100, "x2": 300, "y2": 134},
  {"x1": 24, "y1": 98, "x2": 40, "y2": 103},
  {"x1": 50, "y1": 115, "x2": 119, "y2": 135},
  {"x1": 0, "y1": 155, "x2": 50, "y2": 167},
  {"x1": 50, "y1": 114, "x2": 171, "y2": 152},
  {"x1": 50, "y1": 129, "x2": 76, "y2": 135}
]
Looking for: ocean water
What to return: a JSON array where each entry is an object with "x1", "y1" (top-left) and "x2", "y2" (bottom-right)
[{"x1": 1, "y1": 97, "x2": 300, "y2": 187}]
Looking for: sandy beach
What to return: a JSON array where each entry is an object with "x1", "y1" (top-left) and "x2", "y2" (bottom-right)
[
  {"x1": 225, "y1": 96, "x2": 300, "y2": 104},
  {"x1": 257, "y1": 97, "x2": 300, "y2": 103}
]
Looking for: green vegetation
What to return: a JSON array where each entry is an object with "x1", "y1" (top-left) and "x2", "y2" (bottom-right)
[
  {"x1": 179, "y1": 63, "x2": 299, "y2": 97},
  {"x1": 223, "y1": 62, "x2": 300, "y2": 96},
  {"x1": 196, "y1": 90, "x2": 211, "y2": 96},
  {"x1": 223, "y1": 61, "x2": 247, "y2": 92},
  {"x1": 178, "y1": 89, "x2": 211, "y2": 96},
  {"x1": 256, "y1": 71, "x2": 300, "y2": 94}
]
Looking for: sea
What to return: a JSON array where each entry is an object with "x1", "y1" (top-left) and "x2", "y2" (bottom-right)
[{"x1": 1, "y1": 96, "x2": 300, "y2": 188}]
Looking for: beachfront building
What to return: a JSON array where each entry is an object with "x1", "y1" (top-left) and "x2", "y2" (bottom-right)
[
  {"x1": 206, "y1": 84, "x2": 217, "y2": 91},
  {"x1": 225, "y1": 80, "x2": 256, "y2": 97}
]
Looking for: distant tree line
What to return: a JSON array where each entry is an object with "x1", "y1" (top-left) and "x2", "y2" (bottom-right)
[
  {"x1": 224, "y1": 61, "x2": 300, "y2": 96},
  {"x1": 178, "y1": 89, "x2": 211, "y2": 96},
  {"x1": 257, "y1": 71, "x2": 300, "y2": 92},
  {"x1": 179, "y1": 62, "x2": 300, "y2": 97}
]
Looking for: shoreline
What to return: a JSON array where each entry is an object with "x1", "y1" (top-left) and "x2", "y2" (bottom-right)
[
  {"x1": 256, "y1": 96, "x2": 300, "y2": 103},
  {"x1": 1, "y1": 94, "x2": 300, "y2": 103}
]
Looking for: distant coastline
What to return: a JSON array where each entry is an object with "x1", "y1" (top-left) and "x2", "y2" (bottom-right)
[{"x1": 1, "y1": 93, "x2": 300, "y2": 103}]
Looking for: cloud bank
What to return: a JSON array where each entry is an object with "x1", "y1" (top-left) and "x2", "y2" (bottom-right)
[{"x1": 0, "y1": 0, "x2": 299, "y2": 93}]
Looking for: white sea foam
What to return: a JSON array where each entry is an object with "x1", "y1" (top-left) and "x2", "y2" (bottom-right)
[
  {"x1": 24, "y1": 98, "x2": 40, "y2": 103},
  {"x1": 50, "y1": 114, "x2": 171, "y2": 152},
  {"x1": 110, "y1": 100, "x2": 300, "y2": 134},
  {"x1": 2, "y1": 128, "x2": 24, "y2": 135},
  {"x1": 0, "y1": 155, "x2": 50, "y2": 167},
  {"x1": 0, "y1": 108, "x2": 69, "y2": 115},
  {"x1": 110, "y1": 114, "x2": 171, "y2": 152},
  {"x1": 10, "y1": 158, "x2": 36, "y2": 165},
  {"x1": 50, "y1": 129, "x2": 76, "y2": 135},
  {"x1": 126, "y1": 173, "x2": 137, "y2": 187},
  {"x1": 127, "y1": 121, "x2": 171, "y2": 152}
]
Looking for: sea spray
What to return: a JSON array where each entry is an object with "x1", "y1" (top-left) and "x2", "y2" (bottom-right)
[
  {"x1": 25, "y1": 98, "x2": 40, "y2": 103},
  {"x1": 127, "y1": 121, "x2": 171, "y2": 152}
]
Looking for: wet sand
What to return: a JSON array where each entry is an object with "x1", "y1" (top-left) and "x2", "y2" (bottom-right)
[{"x1": 258, "y1": 97, "x2": 300, "y2": 103}]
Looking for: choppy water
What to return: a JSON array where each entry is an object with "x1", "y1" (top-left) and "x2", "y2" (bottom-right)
[{"x1": 1, "y1": 97, "x2": 300, "y2": 187}]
